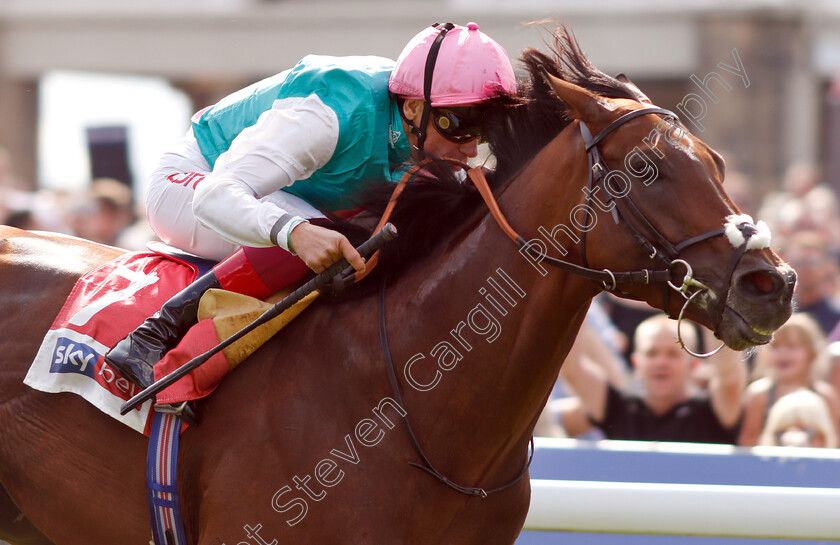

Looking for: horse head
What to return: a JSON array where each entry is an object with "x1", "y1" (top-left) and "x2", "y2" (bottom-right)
[{"x1": 535, "y1": 69, "x2": 795, "y2": 350}]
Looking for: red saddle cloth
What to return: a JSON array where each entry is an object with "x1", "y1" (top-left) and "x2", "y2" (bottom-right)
[{"x1": 24, "y1": 250, "x2": 200, "y2": 435}]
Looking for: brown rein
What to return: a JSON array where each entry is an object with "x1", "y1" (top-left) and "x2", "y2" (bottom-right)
[{"x1": 466, "y1": 165, "x2": 673, "y2": 290}]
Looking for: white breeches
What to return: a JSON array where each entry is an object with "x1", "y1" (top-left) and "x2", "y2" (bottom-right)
[{"x1": 145, "y1": 134, "x2": 325, "y2": 261}]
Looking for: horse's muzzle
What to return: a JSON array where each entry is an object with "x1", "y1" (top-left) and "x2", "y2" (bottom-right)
[{"x1": 716, "y1": 264, "x2": 796, "y2": 350}]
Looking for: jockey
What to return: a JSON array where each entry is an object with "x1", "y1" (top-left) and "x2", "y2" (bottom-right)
[{"x1": 105, "y1": 22, "x2": 517, "y2": 389}]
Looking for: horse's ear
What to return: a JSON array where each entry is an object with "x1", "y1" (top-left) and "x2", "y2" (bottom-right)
[
  {"x1": 539, "y1": 66, "x2": 603, "y2": 121},
  {"x1": 615, "y1": 73, "x2": 653, "y2": 104}
]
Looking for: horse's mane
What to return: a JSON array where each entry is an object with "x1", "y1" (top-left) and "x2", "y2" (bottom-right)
[
  {"x1": 486, "y1": 23, "x2": 642, "y2": 182},
  {"x1": 323, "y1": 24, "x2": 641, "y2": 301}
]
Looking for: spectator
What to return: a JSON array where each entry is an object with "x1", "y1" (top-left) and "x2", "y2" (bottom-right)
[
  {"x1": 536, "y1": 310, "x2": 629, "y2": 439},
  {"x1": 759, "y1": 162, "x2": 840, "y2": 254},
  {"x1": 0, "y1": 147, "x2": 71, "y2": 233},
  {"x1": 758, "y1": 389, "x2": 838, "y2": 448},
  {"x1": 1, "y1": 186, "x2": 72, "y2": 234},
  {"x1": 782, "y1": 231, "x2": 840, "y2": 335},
  {"x1": 114, "y1": 212, "x2": 158, "y2": 252},
  {"x1": 739, "y1": 313, "x2": 840, "y2": 446},
  {"x1": 65, "y1": 178, "x2": 136, "y2": 246},
  {"x1": 586, "y1": 294, "x2": 629, "y2": 360},
  {"x1": 4, "y1": 209, "x2": 39, "y2": 230},
  {"x1": 601, "y1": 294, "x2": 659, "y2": 364},
  {"x1": 828, "y1": 341, "x2": 840, "y2": 397},
  {"x1": 535, "y1": 396, "x2": 592, "y2": 439},
  {"x1": 560, "y1": 314, "x2": 746, "y2": 444}
]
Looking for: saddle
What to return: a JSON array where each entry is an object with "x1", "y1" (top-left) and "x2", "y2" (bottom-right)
[
  {"x1": 147, "y1": 241, "x2": 320, "y2": 405},
  {"x1": 152, "y1": 286, "x2": 317, "y2": 406},
  {"x1": 25, "y1": 244, "x2": 317, "y2": 434}
]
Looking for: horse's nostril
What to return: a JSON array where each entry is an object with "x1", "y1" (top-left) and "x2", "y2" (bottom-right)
[
  {"x1": 738, "y1": 270, "x2": 782, "y2": 298},
  {"x1": 751, "y1": 271, "x2": 775, "y2": 294}
]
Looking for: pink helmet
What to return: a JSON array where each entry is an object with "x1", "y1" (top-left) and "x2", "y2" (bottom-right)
[{"x1": 389, "y1": 22, "x2": 517, "y2": 106}]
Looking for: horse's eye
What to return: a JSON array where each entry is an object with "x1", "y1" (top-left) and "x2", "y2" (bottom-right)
[
  {"x1": 628, "y1": 156, "x2": 646, "y2": 172},
  {"x1": 625, "y1": 154, "x2": 659, "y2": 185}
]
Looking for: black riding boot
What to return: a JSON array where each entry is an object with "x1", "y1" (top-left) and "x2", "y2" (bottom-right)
[{"x1": 104, "y1": 271, "x2": 222, "y2": 389}]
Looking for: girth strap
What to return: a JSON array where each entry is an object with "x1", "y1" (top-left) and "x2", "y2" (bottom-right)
[{"x1": 147, "y1": 411, "x2": 188, "y2": 545}]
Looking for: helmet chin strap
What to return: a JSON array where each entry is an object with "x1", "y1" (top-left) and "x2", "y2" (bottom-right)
[
  {"x1": 397, "y1": 99, "x2": 430, "y2": 158},
  {"x1": 412, "y1": 22, "x2": 455, "y2": 158},
  {"x1": 415, "y1": 103, "x2": 432, "y2": 156}
]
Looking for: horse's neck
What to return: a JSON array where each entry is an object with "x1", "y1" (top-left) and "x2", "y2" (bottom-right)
[{"x1": 387, "y1": 140, "x2": 597, "y2": 482}]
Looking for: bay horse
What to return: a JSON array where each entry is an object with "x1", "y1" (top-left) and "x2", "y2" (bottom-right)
[{"x1": 0, "y1": 27, "x2": 794, "y2": 544}]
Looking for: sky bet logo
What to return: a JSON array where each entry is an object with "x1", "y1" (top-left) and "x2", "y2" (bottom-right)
[{"x1": 49, "y1": 337, "x2": 99, "y2": 379}]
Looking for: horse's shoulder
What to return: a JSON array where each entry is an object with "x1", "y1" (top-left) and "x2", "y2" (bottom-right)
[{"x1": 0, "y1": 226, "x2": 124, "y2": 277}]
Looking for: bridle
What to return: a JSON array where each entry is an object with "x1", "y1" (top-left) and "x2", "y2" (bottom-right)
[
  {"x1": 374, "y1": 105, "x2": 766, "y2": 500},
  {"x1": 468, "y1": 106, "x2": 765, "y2": 356},
  {"x1": 580, "y1": 107, "x2": 729, "y2": 355}
]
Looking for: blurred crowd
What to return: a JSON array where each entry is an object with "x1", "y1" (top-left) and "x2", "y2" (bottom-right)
[
  {"x1": 537, "y1": 160, "x2": 840, "y2": 452},
  {"x1": 0, "y1": 147, "x2": 156, "y2": 250}
]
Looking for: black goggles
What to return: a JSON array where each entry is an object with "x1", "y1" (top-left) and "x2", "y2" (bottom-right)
[{"x1": 430, "y1": 107, "x2": 484, "y2": 143}]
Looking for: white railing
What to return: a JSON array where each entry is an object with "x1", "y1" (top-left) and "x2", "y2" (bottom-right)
[
  {"x1": 522, "y1": 438, "x2": 840, "y2": 541},
  {"x1": 524, "y1": 479, "x2": 840, "y2": 540}
]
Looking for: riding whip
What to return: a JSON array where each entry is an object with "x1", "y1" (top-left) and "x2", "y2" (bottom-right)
[{"x1": 120, "y1": 223, "x2": 398, "y2": 415}]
